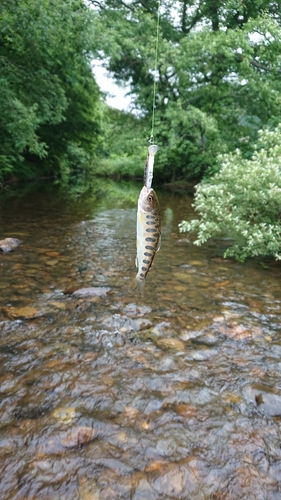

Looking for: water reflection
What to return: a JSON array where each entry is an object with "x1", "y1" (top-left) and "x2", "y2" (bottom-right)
[{"x1": 0, "y1": 179, "x2": 281, "y2": 499}]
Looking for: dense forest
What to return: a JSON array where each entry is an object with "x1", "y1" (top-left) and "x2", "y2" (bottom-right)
[
  {"x1": 1, "y1": 0, "x2": 281, "y2": 259},
  {"x1": 94, "y1": 0, "x2": 281, "y2": 182}
]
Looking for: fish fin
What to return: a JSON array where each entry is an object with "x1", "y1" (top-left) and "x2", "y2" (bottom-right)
[
  {"x1": 156, "y1": 234, "x2": 161, "y2": 252},
  {"x1": 130, "y1": 275, "x2": 145, "y2": 297},
  {"x1": 135, "y1": 254, "x2": 138, "y2": 268}
]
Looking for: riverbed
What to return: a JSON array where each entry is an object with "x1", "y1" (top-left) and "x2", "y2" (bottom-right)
[{"x1": 0, "y1": 179, "x2": 281, "y2": 499}]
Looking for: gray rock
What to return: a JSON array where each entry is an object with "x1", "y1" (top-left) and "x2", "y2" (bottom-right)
[
  {"x1": 244, "y1": 384, "x2": 281, "y2": 417},
  {"x1": 0, "y1": 237, "x2": 21, "y2": 252},
  {"x1": 73, "y1": 287, "x2": 110, "y2": 297}
]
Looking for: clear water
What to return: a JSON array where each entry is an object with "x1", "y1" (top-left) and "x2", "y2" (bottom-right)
[{"x1": 0, "y1": 179, "x2": 281, "y2": 499}]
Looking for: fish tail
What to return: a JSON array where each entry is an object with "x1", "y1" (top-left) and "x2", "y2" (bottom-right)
[{"x1": 130, "y1": 275, "x2": 146, "y2": 297}]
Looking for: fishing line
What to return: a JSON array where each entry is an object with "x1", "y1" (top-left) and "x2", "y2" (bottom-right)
[
  {"x1": 144, "y1": 0, "x2": 161, "y2": 189},
  {"x1": 149, "y1": 0, "x2": 161, "y2": 145}
]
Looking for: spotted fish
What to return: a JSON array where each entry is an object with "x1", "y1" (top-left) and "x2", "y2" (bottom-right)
[{"x1": 131, "y1": 185, "x2": 161, "y2": 297}]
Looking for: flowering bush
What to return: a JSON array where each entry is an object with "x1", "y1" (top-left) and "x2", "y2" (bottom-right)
[{"x1": 179, "y1": 125, "x2": 281, "y2": 261}]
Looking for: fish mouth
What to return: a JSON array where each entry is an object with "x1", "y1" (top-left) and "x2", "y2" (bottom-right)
[{"x1": 140, "y1": 185, "x2": 152, "y2": 199}]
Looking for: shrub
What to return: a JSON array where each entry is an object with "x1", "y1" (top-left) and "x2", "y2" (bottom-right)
[{"x1": 179, "y1": 125, "x2": 281, "y2": 261}]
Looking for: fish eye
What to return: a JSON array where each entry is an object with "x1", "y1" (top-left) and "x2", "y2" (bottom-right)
[{"x1": 148, "y1": 195, "x2": 153, "y2": 202}]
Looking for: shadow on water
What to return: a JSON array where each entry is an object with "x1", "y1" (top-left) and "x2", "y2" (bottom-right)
[{"x1": 0, "y1": 178, "x2": 281, "y2": 499}]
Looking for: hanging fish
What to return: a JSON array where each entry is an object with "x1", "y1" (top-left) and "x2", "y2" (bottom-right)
[
  {"x1": 144, "y1": 144, "x2": 158, "y2": 189},
  {"x1": 131, "y1": 185, "x2": 161, "y2": 297}
]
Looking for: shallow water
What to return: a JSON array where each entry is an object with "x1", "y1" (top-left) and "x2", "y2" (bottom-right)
[{"x1": 0, "y1": 179, "x2": 281, "y2": 499}]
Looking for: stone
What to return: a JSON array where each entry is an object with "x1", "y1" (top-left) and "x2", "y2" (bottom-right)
[
  {"x1": 45, "y1": 251, "x2": 60, "y2": 257},
  {"x1": 152, "y1": 465, "x2": 198, "y2": 497},
  {"x1": 215, "y1": 280, "x2": 229, "y2": 287},
  {"x1": 45, "y1": 259, "x2": 59, "y2": 266},
  {"x1": 156, "y1": 338, "x2": 186, "y2": 351},
  {"x1": 132, "y1": 479, "x2": 157, "y2": 500},
  {"x1": 49, "y1": 301, "x2": 66, "y2": 310},
  {"x1": 123, "y1": 303, "x2": 152, "y2": 316},
  {"x1": 244, "y1": 385, "x2": 281, "y2": 417},
  {"x1": 52, "y1": 407, "x2": 76, "y2": 424},
  {"x1": 173, "y1": 272, "x2": 193, "y2": 284},
  {"x1": 0, "y1": 237, "x2": 21, "y2": 252},
  {"x1": 79, "y1": 478, "x2": 100, "y2": 500},
  {"x1": 73, "y1": 287, "x2": 110, "y2": 297},
  {"x1": 124, "y1": 406, "x2": 139, "y2": 419},
  {"x1": 175, "y1": 404, "x2": 197, "y2": 418},
  {"x1": 61, "y1": 426, "x2": 96, "y2": 448},
  {"x1": 3, "y1": 306, "x2": 42, "y2": 320}
]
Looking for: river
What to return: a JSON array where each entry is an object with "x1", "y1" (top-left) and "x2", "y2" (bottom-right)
[{"x1": 0, "y1": 178, "x2": 281, "y2": 499}]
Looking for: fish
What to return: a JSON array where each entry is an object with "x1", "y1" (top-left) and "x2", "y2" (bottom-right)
[{"x1": 131, "y1": 185, "x2": 161, "y2": 297}]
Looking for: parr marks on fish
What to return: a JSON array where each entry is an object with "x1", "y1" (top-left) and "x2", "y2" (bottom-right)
[{"x1": 130, "y1": 186, "x2": 161, "y2": 297}]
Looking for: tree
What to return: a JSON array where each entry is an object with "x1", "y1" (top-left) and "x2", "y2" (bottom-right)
[
  {"x1": 179, "y1": 125, "x2": 281, "y2": 261},
  {"x1": 98, "y1": 107, "x2": 148, "y2": 178},
  {"x1": 0, "y1": 0, "x2": 102, "y2": 182},
  {"x1": 92, "y1": 0, "x2": 281, "y2": 181}
]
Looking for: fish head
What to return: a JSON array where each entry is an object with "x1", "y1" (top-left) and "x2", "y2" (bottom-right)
[{"x1": 139, "y1": 186, "x2": 159, "y2": 213}]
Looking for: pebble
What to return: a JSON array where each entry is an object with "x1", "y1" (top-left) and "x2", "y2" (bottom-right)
[
  {"x1": 73, "y1": 287, "x2": 110, "y2": 297},
  {"x1": 3, "y1": 306, "x2": 42, "y2": 319},
  {"x1": 61, "y1": 426, "x2": 96, "y2": 448},
  {"x1": 49, "y1": 301, "x2": 67, "y2": 310},
  {"x1": 45, "y1": 251, "x2": 60, "y2": 257},
  {"x1": 0, "y1": 237, "x2": 21, "y2": 252},
  {"x1": 79, "y1": 479, "x2": 100, "y2": 500},
  {"x1": 190, "y1": 349, "x2": 217, "y2": 360},
  {"x1": 156, "y1": 338, "x2": 186, "y2": 351},
  {"x1": 45, "y1": 259, "x2": 59, "y2": 266},
  {"x1": 172, "y1": 272, "x2": 193, "y2": 283},
  {"x1": 180, "y1": 330, "x2": 204, "y2": 341},
  {"x1": 52, "y1": 407, "x2": 76, "y2": 424},
  {"x1": 123, "y1": 303, "x2": 152, "y2": 316},
  {"x1": 243, "y1": 385, "x2": 281, "y2": 417}
]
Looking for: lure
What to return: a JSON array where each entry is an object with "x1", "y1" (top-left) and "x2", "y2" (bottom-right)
[{"x1": 144, "y1": 144, "x2": 158, "y2": 189}]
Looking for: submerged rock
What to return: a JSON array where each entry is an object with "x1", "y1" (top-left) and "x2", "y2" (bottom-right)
[
  {"x1": 101, "y1": 313, "x2": 152, "y2": 333},
  {"x1": 189, "y1": 348, "x2": 218, "y2": 360},
  {"x1": 73, "y1": 287, "x2": 110, "y2": 297},
  {"x1": 45, "y1": 259, "x2": 59, "y2": 266},
  {"x1": 244, "y1": 384, "x2": 281, "y2": 417},
  {"x1": 52, "y1": 407, "x2": 76, "y2": 424},
  {"x1": 0, "y1": 237, "x2": 21, "y2": 252},
  {"x1": 156, "y1": 338, "x2": 186, "y2": 351},
  {"x1": 3, "y1": 305, "x2": 42, "y2": 320},
  {"x1": 123, "y1": 303, "x2": 152, "y2": 316},
  {"x1": 61, "y1": 426, "x2": 96, "y2": 448},
  {"x1": 79, "y1": 478, "x2": 100, "y2": 500}
]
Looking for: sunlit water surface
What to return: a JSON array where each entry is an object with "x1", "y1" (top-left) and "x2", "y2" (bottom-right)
[{"x1": 0, "y1": 179, "x2": 281, "y2": 500}]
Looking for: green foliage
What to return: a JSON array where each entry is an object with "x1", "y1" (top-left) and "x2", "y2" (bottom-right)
[
  {"x1": 179, "y1": 125, "x2": 281, "y2": 261},
  {"x1": 154, "y1": 102, "x2": 223, "y2": 181},
  {"x1": 176, "y1": 16, "x2": 281, "y2": 155},
  {"x1": 93, "y1": 0, "x2": 281, "y2": 181},
  {"x1": 55, "y1": 175, "x2": 141, "y2": 207},
  {"x1": 3, "y1": 0, "x2": 281, "y2": 185},
  {"x1": 0, "y1": 0, "x2": 102, "y2": 182},
  {"x1": 97, "y1": 107, "x2": 148, "y2": 178}
]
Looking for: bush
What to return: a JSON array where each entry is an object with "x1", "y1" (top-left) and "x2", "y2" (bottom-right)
[{"x1": 179, "y1": 125, "x2": 281, "y2": 261}]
